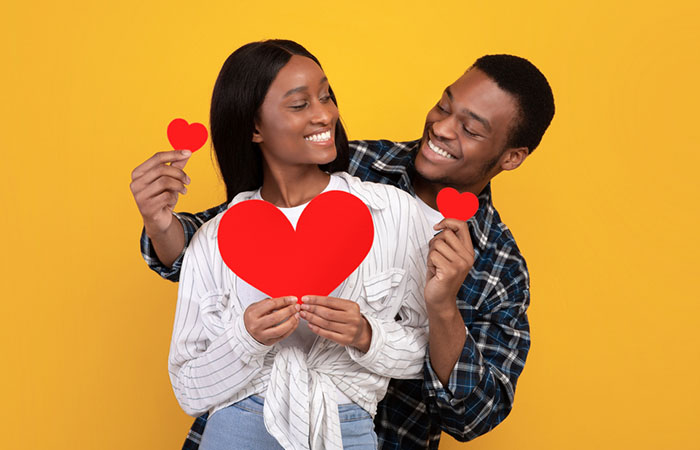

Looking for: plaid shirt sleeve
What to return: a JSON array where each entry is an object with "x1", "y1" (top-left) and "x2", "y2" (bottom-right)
[
  {"x1": 139, "y1": 202, "x2": 228, "y2": 282},
  {"x1": 421, "y1": 240, "x2": 531, "y2": 441}
]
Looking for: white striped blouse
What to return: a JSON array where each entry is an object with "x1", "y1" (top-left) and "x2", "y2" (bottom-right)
[{"x1": 168, "y1": 172, "x2": 432, "y2": 450}]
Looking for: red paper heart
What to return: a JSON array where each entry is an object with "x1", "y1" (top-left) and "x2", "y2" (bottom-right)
[
  {"x1": 217, "y1": 191, "x2": 374, "y2": 303},
  {"x1": 167, "y1": 118, "x2": 208, "y2": 152},
  {"x1": 436, "y1": 187, "x2": 479, "y2": 221}
]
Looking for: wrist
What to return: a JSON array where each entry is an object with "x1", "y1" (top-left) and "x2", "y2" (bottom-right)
[
  {"x1": 426, "y1": 298, "x2": 461, "y2": 324},
  {"x1": 353, "y1": 316, "x2": 372, "y2": 353},
  {"x1": 144, "y1": 213, "x2": 177, "y2": 240}
]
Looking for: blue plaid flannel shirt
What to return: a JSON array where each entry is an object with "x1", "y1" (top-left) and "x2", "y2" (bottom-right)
[{"x1": 141, "y1": 139, "x2": 531, "y2": 449}]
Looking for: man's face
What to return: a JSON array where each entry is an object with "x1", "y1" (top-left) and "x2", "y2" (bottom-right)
[{"x1": 415, "y1": 68, "x2": 522, "y2": 190}]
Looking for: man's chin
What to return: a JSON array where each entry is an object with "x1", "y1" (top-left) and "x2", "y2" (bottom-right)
[{"x1": 414, "y1": 155, "x2": 453, "y2": 186}]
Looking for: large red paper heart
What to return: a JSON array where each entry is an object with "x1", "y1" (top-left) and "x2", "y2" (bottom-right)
[
  {"x1": 167, "y1": 118, "x2": 208, "y2": 152},
  {"x1": 436, "y1": 187, "x2": 479, "y2": 221},
  {"x1": 217, "y1": 191, "x2": 374, "y2": 303}
]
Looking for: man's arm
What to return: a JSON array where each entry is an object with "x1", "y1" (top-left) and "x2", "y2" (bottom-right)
[
  {"x1": 423, "y1": 250, "x2": 531, "y2": 441},
  {"x1": 140, "y1": 205, "x2": 227, "y2": 281},
  {"x1": 130, "y1": 149, "x2": 228, "y2": 282},
  {"x1": 424, "y1": 218, "x2": 475, "y2": 383}
]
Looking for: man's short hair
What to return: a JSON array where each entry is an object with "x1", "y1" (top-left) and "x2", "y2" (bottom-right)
[{"x1": 472, "y1": 54, "x2": 555, "y2": 153}]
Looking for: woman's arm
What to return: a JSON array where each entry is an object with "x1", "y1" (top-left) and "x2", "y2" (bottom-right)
[
  {"x1": 168, "y1": 223, "x2": 273, "y2": 416},
  {"x1": 346, "y1": 198, "x2": 432, "y2": 379}
]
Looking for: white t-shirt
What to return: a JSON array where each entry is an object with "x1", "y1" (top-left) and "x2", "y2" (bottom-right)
[{"x1": 415, "y1": 193, "x2": 445, "y2": 229}]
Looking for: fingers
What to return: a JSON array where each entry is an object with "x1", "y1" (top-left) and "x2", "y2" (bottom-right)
[
  {"x1": 244, "y1": 297, "x2": 299, "y2": 345},
  {"x1": 252, "y1": 297, "x2": 297, "y2": 316},
  {"x1": 130, "y1": 151, "x2": 192, "y2": 225},
  {"x1": 131, "y1": 150, "x2": 192, "y2": 181},
  {"x1": 135, "y1": 175, "x2": 188, "y2": 204},
  {"x1": 429, "y1": 228, "x2": 474, "y2": 263},
  {"x1": 262, "y1": 312, "x2": 300, "y2": 342},
  {"x1": 170, "y1": 154, "x2": 191, "y2": 170},
  {"x1": 306, "y1": 322, "x2": 345, "y2": 343},
  {"x1": 430, "y1": 233, "x2": 469, "y2": 263},
  {"x1": 301, "y1": 296, "x2": 363, "y2": 338},
  {"x1": 132, "y1": 163, "x2": 191, "y2": 190},
  {"x1": 301, "y1": 309, "x2": 344, "y2": 333},
  {"x1": 258, "y1": 303, "x2": 299, "y2": 330},
  {"x1": 301, "y1": 295, "x2": 351, "y2": 311},
  {"x1": 428, "y1": 248, "x2": 452, "y2": 279},
  {"x1": 433, "y1": 218, "x2": 474, "y2": 248},
  {"x1": 153, "y1": 190, "x2": 179, "y2": 211},
  {"x1": 432, "y1": 238, "x2": 472, "y2": 271}
]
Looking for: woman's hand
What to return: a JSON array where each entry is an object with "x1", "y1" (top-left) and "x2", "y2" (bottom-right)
[
  {"x1": 300, "y1": 296, "x2": 372, "y2": 353},
  {"x1": 244, "y1": 296, "x2": 300, "y2": 346}
]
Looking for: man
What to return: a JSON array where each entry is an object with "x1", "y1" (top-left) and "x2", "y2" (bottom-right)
[{"x1": 131, "y1": 54, "x2": 555, "y2": 449}]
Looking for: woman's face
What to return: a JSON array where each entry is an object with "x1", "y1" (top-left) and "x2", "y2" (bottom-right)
[{"x1": 253, "y1": 55, "x2": 339, "y2": 170}]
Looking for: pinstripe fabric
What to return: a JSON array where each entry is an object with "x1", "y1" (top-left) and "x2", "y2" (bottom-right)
[
  {"x1": 142, "y1": 139, "x2": 531, "y2": 449},
  {"x1": 168, "y1": 172, "x2": 432, "y2": 449}
]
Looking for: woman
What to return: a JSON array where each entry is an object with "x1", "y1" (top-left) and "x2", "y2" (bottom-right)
[{"x1": 168, "y1": 40, "x2": 432, "y2": 450}]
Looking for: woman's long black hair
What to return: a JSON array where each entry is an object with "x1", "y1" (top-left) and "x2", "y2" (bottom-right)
[{"x1": 210, "y1": 39, "x2": 350, "y2": 203}]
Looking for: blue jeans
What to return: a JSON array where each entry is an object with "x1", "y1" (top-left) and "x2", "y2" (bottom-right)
[{"x1": 199, "y1": 395, "x2": 378, "y2": 449}]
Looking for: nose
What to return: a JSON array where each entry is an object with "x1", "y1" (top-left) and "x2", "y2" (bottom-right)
[
  {"x1": 311, "y1": 99, "x2": 335, "y2": 125},
  {"x1": 431, "y1": 114, "x2": 457, "y2": 141}
]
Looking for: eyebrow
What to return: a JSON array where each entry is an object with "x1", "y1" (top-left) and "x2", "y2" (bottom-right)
[
  {"x1": 283, "y1": 77, "x2": 329, "y2": 98},
  {"x1": 445, "y1": 87, "x2": 492, "y2": 132}
]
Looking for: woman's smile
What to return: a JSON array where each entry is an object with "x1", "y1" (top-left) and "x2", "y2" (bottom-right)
[{"x1": 304, "y1": 129, "x2": 333, "y2": 145}]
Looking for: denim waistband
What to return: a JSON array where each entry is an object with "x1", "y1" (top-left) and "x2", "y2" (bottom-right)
[{"x1": 232, "y1": 395, "x2": 371, "y2": 423}]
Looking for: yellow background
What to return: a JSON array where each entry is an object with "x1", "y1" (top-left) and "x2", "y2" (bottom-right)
[{"x1": 2, "y1": 0, "x2": 699, "y2": 448}]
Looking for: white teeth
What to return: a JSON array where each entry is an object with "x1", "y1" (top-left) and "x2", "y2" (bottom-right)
[
  {"x1": 305, "y1": 130, "x2": 331, "y2": 142},
  {"x1": 428, "y1": 139, "x2": 455, "y2": 159}
]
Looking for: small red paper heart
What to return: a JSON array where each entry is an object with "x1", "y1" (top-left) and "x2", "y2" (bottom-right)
[
  {"x1": 217, "y1": 191, "x2": 374, "y2": 303},
  {"x1": 167, "y1": 118, "x2": 208, "y2": 152},
  {"x1": 436, "y1": 187, "x2": 479, "y2": 221}
]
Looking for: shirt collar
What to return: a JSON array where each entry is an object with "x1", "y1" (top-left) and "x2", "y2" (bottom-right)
[
  {"x1": 368, "y1": 140, "x2": 419, "y2": 195},
  {"x1": 227, "y1": 172, "x2": 388, "y2": 211}
]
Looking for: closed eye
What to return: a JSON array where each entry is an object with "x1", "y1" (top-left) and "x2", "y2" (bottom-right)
[{"x1": 463, "y1": 126, "x2": 480, "y2": 138}]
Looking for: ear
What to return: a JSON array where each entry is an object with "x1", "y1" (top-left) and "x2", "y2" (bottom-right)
[
  {"x1": 252, "y1": 127, "x2": 263, "y2": 144},
  {"x1": 500, "y1": 147, "x2": 529, "y2": 171}
]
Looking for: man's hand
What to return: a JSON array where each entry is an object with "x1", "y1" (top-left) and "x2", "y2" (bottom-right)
[
  {"x1": 244, "y1": 296, "x2": 300, "y2": 346},
  {"x1": 300, "y1": 296, "x2": 372, "y2": 353},
  {"x1": 425, "y1": 218, "x2": 475, "y2": 309},
  {"x1": 130, "y1": 150, "x2": 192, "y2": 238}
]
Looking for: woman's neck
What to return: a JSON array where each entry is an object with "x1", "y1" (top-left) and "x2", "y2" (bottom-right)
[{"x1": 260, "y1": 163, "x2": 331, "y2": 208}]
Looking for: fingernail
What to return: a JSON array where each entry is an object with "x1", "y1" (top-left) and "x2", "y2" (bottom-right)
[
  {"x1": 295, "y1": 304, "x2": 301, "y2": 312},
  {"x1": 295, "y1": 312, "x2": 300, "y2": 319},
  {"x1": 182, "y1": 187, "x2": 188, "y2": 194},
  {"x1": 301, "y1": 296, "x2": 310, "y2": 303},
  {"x1": 181, "y1": 150, "x2": 191, "y2": 156},
  {"x1": 185, "y1": 176, "x2": 191, "y2": 184},
  {"x1": 300, "y1": 304, "x2": 309, "y2": 311}
]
